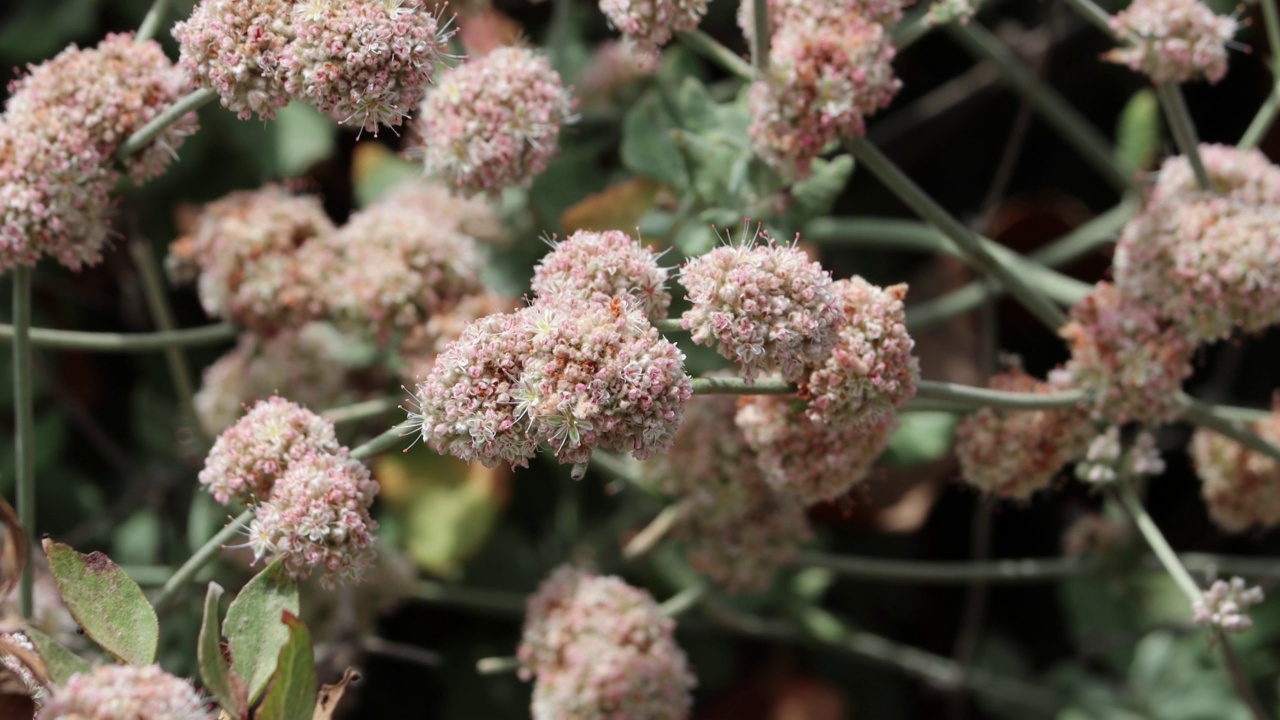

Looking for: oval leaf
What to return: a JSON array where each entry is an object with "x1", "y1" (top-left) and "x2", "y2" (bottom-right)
[
  {"x1": 225, "y1": 558, "x2": 300, "y2": 704},
  {"x1": 22, "y1": 627, "x2": 88, "y2": 686},
  {"x1": 200, "y1": 582, "x2": 247, "y2": 716},
  {"x1": 42, "y1": 540, "x2": 157, "y2": 665},
  {"x1": 255, "y1": 610, "x2": 315, "y2": 720}
]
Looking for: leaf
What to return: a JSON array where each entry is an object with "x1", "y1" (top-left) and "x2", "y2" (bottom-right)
[
  {"x1": 882, "y1": 412, "x2": 958, "y2": 467},
  {"x1": 620, "y1": 92, "x2": 687, "y2": 187},
  {"x1": 42, "y1": 540, "x2": 158, "y2": 665},
  {"x1": 312, "y1": 668, "x2": 360, "y2": 720},
  {"x1": 200, "y1": 582, "x2": 247, "y2": 717},
  {"x1": 255, "y1": 611, "x2": 316, "y2": 720},
  {"x1": 1114, "y1": 89, "x2": 1160, "y2": 176},
  {"x1": 790, "y1": 156, "x2": 855, "y2": 225},
  {"x1": 225, "y1": 558, "x2": 301, "y2": 705},
  {"x1": 675, "y1": 77, "x2": 718, "y2": 133},
  {"x1": 560, "y1": 179, "x2": 661, "y2": 235},
  {"x1": 0, "y1": 494, "x2": 28, "y2": 603},
  {"x1": 23, "y1": 627, "x2": 88, "y2": 686},
  {"x1": 273, "y1": 102, "x2": 335, "y2": 177}
]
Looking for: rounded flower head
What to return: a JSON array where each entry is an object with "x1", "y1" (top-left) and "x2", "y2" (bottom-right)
[
  {"x1": 397, "y1": 291, "x2": 518, "y2": 381},
  {"x1": 680, "y1": 231, "x2": 840, "y2": 382},
  {"x1": 173, "y1": 185, "x2": 335, "y2": 331},
  {"x1": 531, "y1": 230, "x2": 672, "y2": 318},
  {"x1": 1190, "y1": 405, "x2": 1280, "y2": 533},
  {"x1": 374, "y1": 180, "x2": 509, "y2": 246},
  {"x1": 410, "y1": 297, "x2": 692, "y2": 470},
  {"x1": 199, "y1": 396, "x2": 343, "y2": 505},
  {"x1": 247, "y1": 447, "x2": 379, "y2": 588},
  {"x1": 736, "y1": 394, "x2": 896, "y2": 504},
  {"x1": 954, "y1": 366, "x2": 1094, "y2": 499},
  {"x1": 40, "y1": 664, "x2": 213, "y2": 720},
  {"x1": 738, "y1": 0, "x2": 907, "y2": 43},
  {"x1": 1152, "y1": 144, "x2": 1280, "y2": 204},
  {"x1": 5, "y1": 33, "x2": 196, "y2": 183},
  {"x1": 748, "y1": 13, "x2": 899, "y2": 178},
  {"x1": 174, "y1": 0, "x2": 295, "y2": 120},
  {"x1": 531, "y1": 635, "x2": 695, "y2": 720},
  {"x1": 282, "y1": 0, "x2": 452, "y2": 132},
  {"x1": 599, "y1": 0, "x2": 708, "y2": 53},
  {"x1": 1059, "y1": 282, "x2": 1193, "y2": 425},
  {"x1": 799, "y1": 277, "x2": 918, "y2": 426},
  {"x1": 1106, "y1": 0, "x2": 1237, "y2": 84},
  {"x1": 415, "y1": 46, "x2": 574, "y2": 195}
]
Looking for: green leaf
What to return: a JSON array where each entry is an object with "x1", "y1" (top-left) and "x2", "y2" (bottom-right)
[
  {"x1": 254, "y1": 610, "x2": 316, "y2": 720},
  {"x1": 675, "y1": 77, "x2": 718, "y2": 133},
  {"x1": 42, "y1": 540, "x2": 158, "y2": 665},
  {"x1": 620, "y1": 92, "x2": 687, "y2": 187},
  {"x1": 273, "y1": 102, "x2": 335, "y2": 177},
  {"x1": 225, "y1": 558, "x2": 301, "y2": 705},
  {"x1": 1114, "y1": 89, "x2": 1160, "y2": 176},
  {"x1": 23, "y1": 627, "x2": 89, "y2": 686},
  {"x1": 112, "y1": 509, "x2": 161, "y2": 566},
  {"x1": 199, "y1": 582, "x2": 246, "y2": 716},
  {"x1": 790, "y1": 155, "x2": 855, "y2": 225},
  {"x1": 883, "y1": 411, "x2": 957, "y2": 467}
]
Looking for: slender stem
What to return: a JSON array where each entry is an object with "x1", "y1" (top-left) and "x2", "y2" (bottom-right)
[
  {"x1": 915, "y1": 379, "x2": 1083, "y2": 409},
  {"x1": 1181, "y1": 394, "x2": 1280, "y2": 463},
  {"x1": 360, "y1": 636, "x2": 442, "y2": 667},
  {"x1": 323, "y1": 396, "x2": 402, "y2": 425},
  {"x1": 414, "y1": 579, "x2": 526, "y2": 616},
  {"x1": 152, "y1": 509, "x2": 253, "y2": 613},
  {"x1": 1218, "y1": 629, "x2": 1271, "y2": 720},
  {"x1": 750, "y1": 0, "x2": 770, "y2": 72},
  {"x1": 845, "y1": 136, "x2": 1067, "y2": 329},
  {"x1": 651, "y1": 318, "x2": 684, "y2": 334},
  {"x1": 1059, "y1": 0, "x2": 1115, "y2": 34},
  {"x1": 0, "y1": 322, "x2": 235, "y2": 352},
  {"x1": 690, "y1": 376, "x2": 795, "y2": 395},
  {"x1": 129, "y1": 241, "x2": 204, "y2": 444},
  {"x1": 623, "y1": 501, "x2": 689, "y2": 559},
  {"x1": 135, "y1": 0, "x2": 174, "y2": 43},
  {"x1": 117, "y1": 88, "x2": 217, "y2": 159},
  {"x1": 905, "y1": 270, "x2": 1088, "y2": 329},
  {"x1": 547, "y1": 0, "x2": 573, "y2": 72},
  {"x1": 659, "y1": 584, "x2": 706, "y2": 618},
  {"x1": 1112, "y1": 482, "x2": 1200, "y2": 601},
  {"x1": 1240, "y1": 85, "x2": 1280, "y2": 151},
  {"x1": 892, "y1": 7, "x2": 934, "y2": 50},
  {"x1": 476, "y1": 656, "x2": 521, "y2": 675},
  {"x1": 947, "y1": 503, "x2": 992, "y2": 717},
  {"x1": 1264, "y1": 0, "x2": 1280, "y2": 78},
  {"x1": 1157, "y1": 82, "x2": 1211, "y2": 190},
  {"x1": 350, "y1": 424, "x2": 410, "y2": 461},
  {"x1": 12, "y1": 267, "x2": 35, "y2": 618},
  {"x1": 675, "y1": 31, "x2": 756, "y2": 81}
]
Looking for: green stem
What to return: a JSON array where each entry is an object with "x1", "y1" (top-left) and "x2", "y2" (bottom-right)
[
  {"x1": 547, "y1": 0, "x2": 573, "y2": 73},
  {"x1": 798, "y1": 551, "x2": 1094, "y2": 583},
  {"x1": 0, "y1": 322, "x2": 235, "y2": 352},
  {"x1": 1181, "y1": 394, "x2": 1280, "y2": 463},
  {"x1": 350, "y1": 424, "x2": 410, "y2": 461},
  {"x1": 892, "y1": 7, "x2": 934, "y2": 50},
  {"x1": 1157, "y1": 82, "x2": 1211, "y2": 190},
  {"x1": 915, "y1": 379, "x2": 1083, "y2": 409},
  {"x1": 623, "y1": 501, "x2": 689, "y2": 559},
  {"x1": 1239, "y1": 85, "x2": 1280, "y2": 151},
  {"x1": 651, "y1": 318, "x2": 684, "y2": 334},
  {"x1": 414, "y1": 579, "x2": 526, "y2": 616},
  {"x1": 117, "y1": 88, "x2": 217, "y2": 159},
  {"x1": 1112, "y1": 481, "x2": 1200, "y2": 601},
  {"x1": 659, "y1": 584, "x2": 706, "y2": 617},
  {"x1": 152, "y1": 508, "x2": 253, "y2": 613},
  {"x1": 135, "y1": 0, "x2": 174, "y2": 43},
  {"x1": 845, "y1": 136, "x2": 1067, "y2": 329},
  {"x1": 12, "y1": 267, "x2": 35, "y2": 618},
  {"x1": 750, "y1": 0, "x2": 770, "y2": 72},
  {"x1": 1059, "y1": 0, "x2": 1115, "y2": 34},
  {"x1": 690, "y1": 376, "x2": 795, "y2": 395},
  {"x1": 323, "y1": 396, "x2": 402, "y2": 425},
  {"x1": 476, "y1": 656, "x2": 521, "y2": 675},
  {"x1": 1218, "y1": 629, "x2": 1272, "y2": 720},
  {"x1": 675, "y1": 30, "x2": 756, "y2": 81}
]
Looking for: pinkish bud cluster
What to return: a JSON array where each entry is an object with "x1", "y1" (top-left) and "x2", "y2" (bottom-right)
[
  {"x1": 410, "y1": 297, "x2": 691, "y2": 471},
  {"x1": 680, "y1": 233, "x2": 840, "y2": 382},
  {"x1": 748, "y1": 12, "x2": 900, "y2": 177},
  {"x1": 281, "y1": 0, "x2": 450, "y2": 131},
  {"x1": 736, "y1": 394, "x2": 896, "y2": 504},
  {"x1": 415, "y1": 47, "x2": 574, "y2": 195},
  {"x1": 646, "y1": 395, "x2": 812, "y2": 593},
  {"x1": 1190, "y1": 407, "x2": 1280, "y2": 533},
  {"x1": 375, "y1": 180, "x2": 509, "y2": 246},
  {"x1": 1192, "y1": 577, "x2": 1264, "y2": 632},
  {"x1": 954, "y1": 367, "x2": 1093, "y2": 499},
  {"x1": 518, "y1": 567, "x2": 695, "y2": 719},
  {"x1": 1106, "y1": 0, "x2": 1237, "y2": 84},
  {"x1": 531, "y1": 230, "x2": 672, "y2": 318},
  {"x1": 1, "y1": 34, "x2": 195, "y2": 272},
  {"x1": 738, "y1": 0, "x2": 907, "y2": 44},
  {"x1": 599, "y1": 0, "x2": 708, "y2": 53},
  {"x1": 798, "y1": 277, "x2": 918, "y2": 427},
  {"x1": 174, "y1": 0, "x2": 296, "y2": 119},
  {"x1": 1059, "y1": 282, "x2": 1193, "y2": 425},
  {"x1": 1154, "y1": 144, "x2": 1280, "y2": 203},
  {"x1": 397, "y1": 292, "x2": 517, "y2": 382},
  {"x1": 41, "y1": 665, "x2": 213, "y2": 720}
]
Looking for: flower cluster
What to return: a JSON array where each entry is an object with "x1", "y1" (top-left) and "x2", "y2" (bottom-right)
[
  {"x1": 531, "y1": 230, "x2": 672, "y2": 318},
  {"x1": 680, "y1": 233, "x2": 839, "y2": 382},
  {"x1": 1059, "y1": 282, "x2": 1193, "y2": 425},
  {"x1": 200, "y1": 397, "x2": 377, "y2": 586},
  {"x1": 736, "y1": 394, "x2": 897, "y2": 504},
  {"x1": 1192, "y1": 577, "x2": 1265, "y2": 633},
  {"x1": 799, "y1": 277, "x2": 918, "y2": 426},
  {"x1": 1075, "y1": 426, "x2": 1165, "y2": 485},
  {"x1": 518, "y1": 567, "x2": 695, "y2": 719},
  {"x1": 396, "y1": 292, "x2": 517, "y2": 382},
  {"x1": 175, "y1": 0, "x2": 450, "y2": 127},
  {"x1": 646, "y1": 395, "x2": 812, "y2": 593},
  {"x1": 1, "y1": 34, "x2": 194, "y2": 271},
  {"x1": 748, "y1": 9, "x2": 900, "y2": 177},
  {"x1": 1106, "y1": 0, "x2": 1237, "y2": 84},
  {"x1": 409, "y1": 297, "x2": 692, "y2": 472},
  {"x1": 954, "y1": 366, "x2": 1093, "y2": 499},
  {"x1": 1190, "y1": 407, "x2": 1280, "y2": 533},
  {"x1": 41, "y1": 665, "x2": 213, "y2": 720},
  {"x1": 738, "y1": 0, "x2": 907, "y2": 43},
  {"x1": 374, "y1": 180, "x2": 509, "y2": 246},
  {"x1": 599, "y1": 0, "x2": 708, "y2": 53},
  {"x1": 415, "y1": 47, "x2": 575, "y2": 195}
]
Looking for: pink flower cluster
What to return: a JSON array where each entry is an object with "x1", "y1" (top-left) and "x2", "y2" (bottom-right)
[
  {"x1": 646, "y1": 395, "x2": 812, "y2": 593},
  {"x1": 679, "y1": 233, "x2": 840, "y2": 382},
  {"x1": 599, "y1": 0, "x2": 708, "y2": 53},
  {"x1": 531, "y1": 230, "x2": 673, "y2": 319},
  {"x1": 415, "y1": 47, "x2": 575, "y2": 195},
  {"x1": 1106, "y1": 0, "x2": 1237, "y2": 84},
  {"x1": 175, "y1": 0, "x2": 450, "y2": 128},
  {"x1": 954, "y1": 366, "x2": 1094, "y2": 499},
  {"x1": 41, "y1": 665, "x2": 212, "y2": 720},
  {"x1": 409, "y1": 296, "x2": 692, "y2": 471},
  {"x1": 1190, "y1": 406, "x2": 1280, "y2": 533},
  {"x1": 1, "y1": 34, "x2": 194, "y2": 271},
  {"x1": 397, "y1": 292, "x2": 517, "y2": 382},
  {"x1": 738, "y1": 0, "x2": 906, "y2": 43},
  {"x1": 518, "y1": 567, "x2": 695, "y2": 719},
  {"x1": 1193, "y1": 577, "x2": 1264, "y2": 632},
  {"x1": 200, "y1": 397, "x2": 377, "y2": 587},
  {"x1": 748, "y1": 6, "x2": 900, "y2": 177}
]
